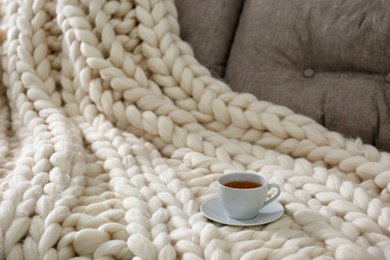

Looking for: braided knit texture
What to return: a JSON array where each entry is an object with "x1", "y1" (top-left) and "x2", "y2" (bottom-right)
[{"x1": 0, "y1": 0, "x2": 389, "y2": 259}]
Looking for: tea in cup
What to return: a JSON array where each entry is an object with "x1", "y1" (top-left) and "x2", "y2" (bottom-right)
[{"x1": 218, "y1": 172, "x2": 281, "y2": 220}]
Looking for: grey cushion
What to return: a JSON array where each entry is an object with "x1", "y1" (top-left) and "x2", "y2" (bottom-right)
[
  {"x1": 176, "y1": 0, "x2": 244, "y2": 78},
  {"x1": 225, "y1": 0, "x2": 390, "y2": 151}
]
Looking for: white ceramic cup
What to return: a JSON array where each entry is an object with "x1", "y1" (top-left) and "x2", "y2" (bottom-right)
[{"x1": 218, "y1": 172, "x2": 281, "y2": 220}]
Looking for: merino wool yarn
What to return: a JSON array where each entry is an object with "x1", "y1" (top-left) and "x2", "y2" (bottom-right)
[{"x1": 0, "y1": 0, "x2": 390, "y2": 259}]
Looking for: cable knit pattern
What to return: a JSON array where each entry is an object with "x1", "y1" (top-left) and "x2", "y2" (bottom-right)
[{"x1": 0, "y1": 0, "x2": 389, "y2": 259}]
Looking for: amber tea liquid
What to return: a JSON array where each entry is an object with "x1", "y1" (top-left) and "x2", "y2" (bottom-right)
[{"x1": 223, "y1": 181, "x2": 262, "y2": 189}]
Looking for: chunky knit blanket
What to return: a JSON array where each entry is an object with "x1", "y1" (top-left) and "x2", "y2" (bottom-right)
[{"x1": 0, "y1": 0, "x2": 389, "y2": 259}]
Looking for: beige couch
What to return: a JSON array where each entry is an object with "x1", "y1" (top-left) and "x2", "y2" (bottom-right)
[{"x1": 176, "y1": 0, "x2": 390, "y2": 152}]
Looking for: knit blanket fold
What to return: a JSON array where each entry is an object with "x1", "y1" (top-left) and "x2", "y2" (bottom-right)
[{"x1": 0, "y1": 0, "x2": 389, "y2": 259}]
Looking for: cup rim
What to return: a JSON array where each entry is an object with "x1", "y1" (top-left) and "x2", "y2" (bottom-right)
[{"x1": 218, "y1": 172, "x2": 268, "y2": 190}]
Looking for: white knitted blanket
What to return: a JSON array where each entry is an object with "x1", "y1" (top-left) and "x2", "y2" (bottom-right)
[{"x1": 0, "y1": 0, "x2": 389, "y2": 259}]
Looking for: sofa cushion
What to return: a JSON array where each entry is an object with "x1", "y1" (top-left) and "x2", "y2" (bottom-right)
[
  {"x1": 176, "y1": 0, "x2": 244, "y2": 78},
  {"x1": 225, "y1": 0, "x2": 390, "y2": 151}
]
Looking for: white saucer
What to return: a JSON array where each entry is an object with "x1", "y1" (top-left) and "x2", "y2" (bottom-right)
[{"x1": 200, "y1": 196, "x2": 284, "y2": 226}]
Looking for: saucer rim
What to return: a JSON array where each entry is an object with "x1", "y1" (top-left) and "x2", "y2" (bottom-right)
[{"x1": 200, "y1": 196, "x2": 284, "y2": 226}]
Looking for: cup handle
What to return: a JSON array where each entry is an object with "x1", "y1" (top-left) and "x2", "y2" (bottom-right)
[{"x1": 262, "y1": 183, "x2": 281, "y2": 208}]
